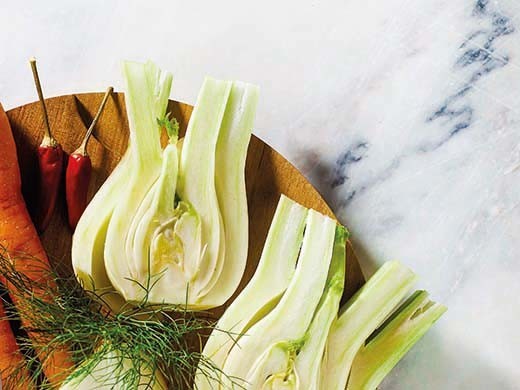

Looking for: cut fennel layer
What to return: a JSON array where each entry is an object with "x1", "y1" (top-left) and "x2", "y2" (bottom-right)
[
  {"x1": 293, "y1": 226, "x2": 347, "y2": 390},
  {"x1": 243, "y1": 226, "x2": 347, "y2": 390},
  {"x1": 176, "y1": 77, "x2": 231, "y2": 302},
  {"x1": 321, "y1": 260, "x2": 418, "y2": 390},
  {"x1": 104, "y1": 61, "x2": 172, "y2": 303},
  {"x1": 199, "y1": 81, "x2": 259, "y2": 306},
  {"x1": 195, "y1": 195, "x2": 307, "y2": 390},
  {"x1": 72, "y1": 150, "x2": 130, "y2": 312},
  {"x1": 347, "y1": 290, "x2": 447, "y2": 390},
  {"x1": 72, "y1": 60, "x2": 171, "y2": 312},
  {"x1": 222, "y1": 209, "x2": 337, "y2": 388}
]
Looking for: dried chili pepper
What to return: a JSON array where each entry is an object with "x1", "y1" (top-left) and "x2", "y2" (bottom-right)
[
  {"x1": 66, "y1": 87, "x2": 113, "y2": 230},
  {"x1": 29, "y1": 58, "x2": 64, "y2": 233}
]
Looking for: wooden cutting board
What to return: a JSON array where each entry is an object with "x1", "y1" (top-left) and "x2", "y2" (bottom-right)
[{"x1": 5, "y1": 92, "x2": 365, "y2": 317}]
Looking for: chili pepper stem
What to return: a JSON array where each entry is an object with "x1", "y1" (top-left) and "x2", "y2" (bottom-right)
[
  {"x1": 66, "y1": 87, "x2": 113, "y2": 230},
  {"x1": 76, "y1": 86, "x2": 113, "y2": 156},
  {"x1": 29, "y1": 57, "x2": 57, "y2": 147}
]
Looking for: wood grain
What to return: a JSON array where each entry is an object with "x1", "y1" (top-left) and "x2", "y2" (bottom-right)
[{"x1": 5, "y1": 92, "x2": 365, "y2": 318}]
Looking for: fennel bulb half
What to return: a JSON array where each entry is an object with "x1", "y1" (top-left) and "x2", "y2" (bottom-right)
[
  {"x1": 73, "y1": 60, "x2": 258, "y2": 310},
  {"x1": 221, "y1": 207, "x2": 340, "y2": 389}
]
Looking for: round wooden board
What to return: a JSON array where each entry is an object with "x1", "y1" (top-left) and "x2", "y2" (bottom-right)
[{"x1": 6, "y1": 92, "x2": 364, "y2": 317}]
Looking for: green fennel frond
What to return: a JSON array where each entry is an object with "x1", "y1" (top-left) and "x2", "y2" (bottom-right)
[{"x1": 0, "y1": 246, "x2": 243, "y2": 390}]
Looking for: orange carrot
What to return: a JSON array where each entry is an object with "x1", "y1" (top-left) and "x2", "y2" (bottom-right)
[
  {"x1": 0, "y1": 299, "x2": 33, "y2": 389},
  {"x1": 0, "y1": 102, "x2": 74, "y2": 386}
]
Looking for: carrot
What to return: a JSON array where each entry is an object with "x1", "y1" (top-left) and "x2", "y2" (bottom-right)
[
  {"x1": 0, "y1": 102, "x2": 74, "y2": 386},
  {"x1": 0, "y1": 299, "x2": 33, "y2": 389}
]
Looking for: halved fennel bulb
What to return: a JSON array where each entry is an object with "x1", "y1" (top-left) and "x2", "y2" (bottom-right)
[
  {"x1": 73, "y1": 60, "x2": 259, "y2": 309},
  {"x1": 244, "y1": 226, "x2": 347, "y2": 390},
  {"x1": 222, "y1": 209, "x2": 338, "y2": 388},
  {"x1": 347, "y1": 290, "x2": 447, "y2": 390},
  {"x1": 195, "y1": 195, "x2": 308, "y2": 389},
  {"x1": 321, "y1": 261, "x2": 418, "y2": 390}
]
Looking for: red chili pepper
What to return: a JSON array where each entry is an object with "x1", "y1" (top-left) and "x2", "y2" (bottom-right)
[
  {"x1": 66, "y1": 87, "x2": 113, "y2": 230},
  {"x1": 30, "y1": 58, "x2": 64, "y2": 233},
  {"x1": 66, "y1": 151, "x2": 91, "y2": 230}
]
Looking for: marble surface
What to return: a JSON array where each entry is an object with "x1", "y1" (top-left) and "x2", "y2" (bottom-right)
[{"x1": 1, "y1": 0, "x2": 519, "y2": 388}]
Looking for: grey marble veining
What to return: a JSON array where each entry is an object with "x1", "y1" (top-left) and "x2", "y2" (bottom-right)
[
  {"x1": 1, "y1": 0, "x2": 519, "y2": 388},
  {"x1": 292, "y1": 1, "x2": 520, "y2": 388}
]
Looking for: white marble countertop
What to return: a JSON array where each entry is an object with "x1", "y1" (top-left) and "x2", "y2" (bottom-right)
[{"x1": 1, "y1": 1, "x2": 519, "y2": 388}]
